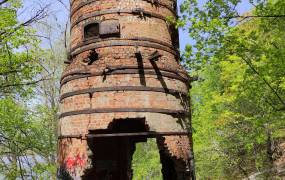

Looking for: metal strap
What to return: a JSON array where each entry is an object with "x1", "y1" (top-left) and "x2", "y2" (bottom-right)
[
  {"x1": 70, "y1": 0, "x2": 176, "y2": 17},
  {"x1": 60, "y1": 69, "x2": 189, "y2": 86},
  {"x1": 60, "y1": 86, "x2": 188, "y2": 101},
  {"x1": 59, "y1": 108, "x2": 187, "y2": 119},
  {"x1": 58, "y1": 131, "x2": 190, "y2": 139},
  {"x1": 61, "y1": 65, "x2": 189, "y2": 82},
  {"x1": 71, "y1": 9, "x2": 174, "y2": 29},
  {"x1": 71, "y1": 39, "x2": 178, "y2": 57},
  {"x1": 71, "y1": 37, "x2": 174, "y2": 53},
  {"x1": 87, "y1": 131, "x2": 190, "y2": 137}
]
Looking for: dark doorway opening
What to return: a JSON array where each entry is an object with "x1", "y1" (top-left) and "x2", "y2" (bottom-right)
[
  {"x1": 83, "y1": 118, "x2": 149, "y2": 180},
  {"x1": 82, "y1": 118, "x2": 187, "y2": 180}
]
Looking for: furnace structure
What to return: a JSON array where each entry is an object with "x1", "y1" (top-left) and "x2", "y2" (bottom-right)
[{"x1": 58, "y1": 0, "x2": 193, "y2": 179}]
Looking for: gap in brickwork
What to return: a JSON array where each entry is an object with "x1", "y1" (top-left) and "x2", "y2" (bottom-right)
[
  {"x1": 83, "y1": 118, "x2": 151, "y2": 179},
  {"x1": 84, "y1": 23, "x2": 99, "y2": 39}
]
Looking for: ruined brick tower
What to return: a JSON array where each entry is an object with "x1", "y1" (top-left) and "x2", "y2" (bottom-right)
[{"x1": 58, "y1": 0, "x2": 193, "y2": 179}]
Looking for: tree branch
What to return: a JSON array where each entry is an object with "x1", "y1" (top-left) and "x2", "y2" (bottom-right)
[
  {"x1": 0, "y1": 77, "x2": 51, "y2": 89},
  {"x1": 0, "y1": 4, "x2": 49, "y2": 38},
  {"x1": 0, "y1": 0, "x2": 9, "y2": 6},
  {"x1": 225, "y1": 15, "x2": 285, "y2": 19}
]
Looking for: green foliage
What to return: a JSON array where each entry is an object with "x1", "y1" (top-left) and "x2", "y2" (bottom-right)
[
  {"x1": 0, "y1": 98, "x2": 56, "y2": 179},
  {"x1": 0, "y1": 0, "x2": 42, "y2": 98},
  {"x1": 0, "y1": 0, "x2": 58, "y2": 178},
  {"x1": 179, "y1": 0, "x2": 285, "y2": 178},
  {"x1": 132, "y1": 139, "x2": 162, "y2": 179}
]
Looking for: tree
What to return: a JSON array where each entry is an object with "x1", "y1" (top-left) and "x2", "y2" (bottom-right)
[
  {"x1": 31, "y1": 36, "x2": 68, "y2": 179},
  {"x1": 0, "y1": 0, "x2": 62, "y2": 178},
  {"x1": 178, "y1": 0, "x2": 285, "y2": 178},
  {"x1": 132, "y1": 139, "x2": 163, "y2": 179},
  {"x1": 0, "y1": 0, "x2": 48, "y2": 97}
]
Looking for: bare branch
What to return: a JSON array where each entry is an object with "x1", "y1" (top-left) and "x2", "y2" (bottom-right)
[
  {"x1": 225, "y1": 14, "x2": 285, "y2": 20},
  {"x1": 55, "y1": 0, "x2": 69, "y2": 11},
  {"x1": 0, "y1": 0, "x2": 9, "y2": 6},
  {"x1": 0, "y1": 77, "x2": 51, "y2": 89},
  {"x1": 0, "y1": 4, "x2": 49, "y2": 38}
]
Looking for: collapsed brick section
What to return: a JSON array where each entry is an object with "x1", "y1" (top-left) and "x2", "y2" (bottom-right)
[{"x1": 58, "y1": 0, "x2": 194, "y2": 179}]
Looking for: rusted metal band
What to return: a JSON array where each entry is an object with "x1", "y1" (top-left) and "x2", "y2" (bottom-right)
[
  {"x1": 71, "y1": 0, "x2": 176, "y2": 17},
  {"x1": 58, "y1": 131, "x2": 190, "y2": 139},
  {"x1": 71, "y1": 37, "x2": 174, "y2": 53},
  {"x1": 71, "y1": 39, "x2": 178, "y2": 57},
  {"x1": 60, "y1": 69, "x2": 189, "y2": 86},
  {"x1": 60, "y1": 86, "x2": 188, "y2": 101},
  {"x1": 71, "y1": 9, "x2": 173, "y2": 29},
  {"x1": 59, "y1": 108, "x2": 187, "y2": 119},
  {"x1": 87, "y1": 131, "x2": 190, "y2": 137},
  {"x1": 58, "y1": 135, "x2": 83, "y2": 139},
  {"x1": 61, "y1": 65, "x2": 189, "y2": 82}
]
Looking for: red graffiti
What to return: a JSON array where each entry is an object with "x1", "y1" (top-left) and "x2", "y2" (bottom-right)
[
  {"x1": 75, "y1": 154, "x2": 86, "y2": 167},
  {"x1": 65, "y1": 157, "x2": 76, "y2": 170},
  {"x1": 65, "y1": 153, "x2": 86, "y2": 170}
]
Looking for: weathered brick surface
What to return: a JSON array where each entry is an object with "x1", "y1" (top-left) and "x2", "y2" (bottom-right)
[
  {"x1": 64, "y1": 46, "x2": 186, "y2": 72},
  {"x1": 58, "y1": 139, "x2": 90, "y2": 179},
  {"x1": 60, "y1": 91, "x2": 185, "y2": 112},
  {"x1": 58, "y1": 0, "x2": 193, "y2": 179},
  {"x1": 59, "y1": 113, "x2": 189, "y2": 136},
  {"x1": 61, "y1": 74, "x2": 188, "y2": 94},
  {"x1": 71, "y1": 0, "x2": 176, "y2": 18},
  {"x1": 71, "y1": 17, "x2": 173, "y2": 48}
]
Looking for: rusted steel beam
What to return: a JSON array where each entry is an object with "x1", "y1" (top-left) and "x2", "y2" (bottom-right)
[
  {"x1": 70, "y1": 39, "x2": 178, "y2": 57},
  {"x1": 70, "y1": 0, "x2": 176, "y2": 17},
  {"x1": 87, "y1": 132, "x2": 190, "y2": 137},
  {"x1": 71, "y1": 9, "x2": 174, "y2": 29},
  {"x1": 60, "y1": 69, "x2": 189, "y2": 86},
  {"x1": 57, "y1": 132, "x2": 190, "y2": 139},
  {"x1": 59, "y1": 108, "x2": 188, "y2": 119},
  {"x1": 70, "y1": 37, "x2": 174, "y2": 53},
  {"x1": 58, "y1": 134, "x2": 83, "y2": 139},
  {"x1": 60, "y1": 86, "x2": 188, "y2": 101}
]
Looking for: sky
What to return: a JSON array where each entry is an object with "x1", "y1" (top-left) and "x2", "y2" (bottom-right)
[
  {"x1": 21, "y1": 0, "x2": 253, "y2": 51},
  {"x1": 176, "y1": 0, "x2": 253, "y2": 50}
]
